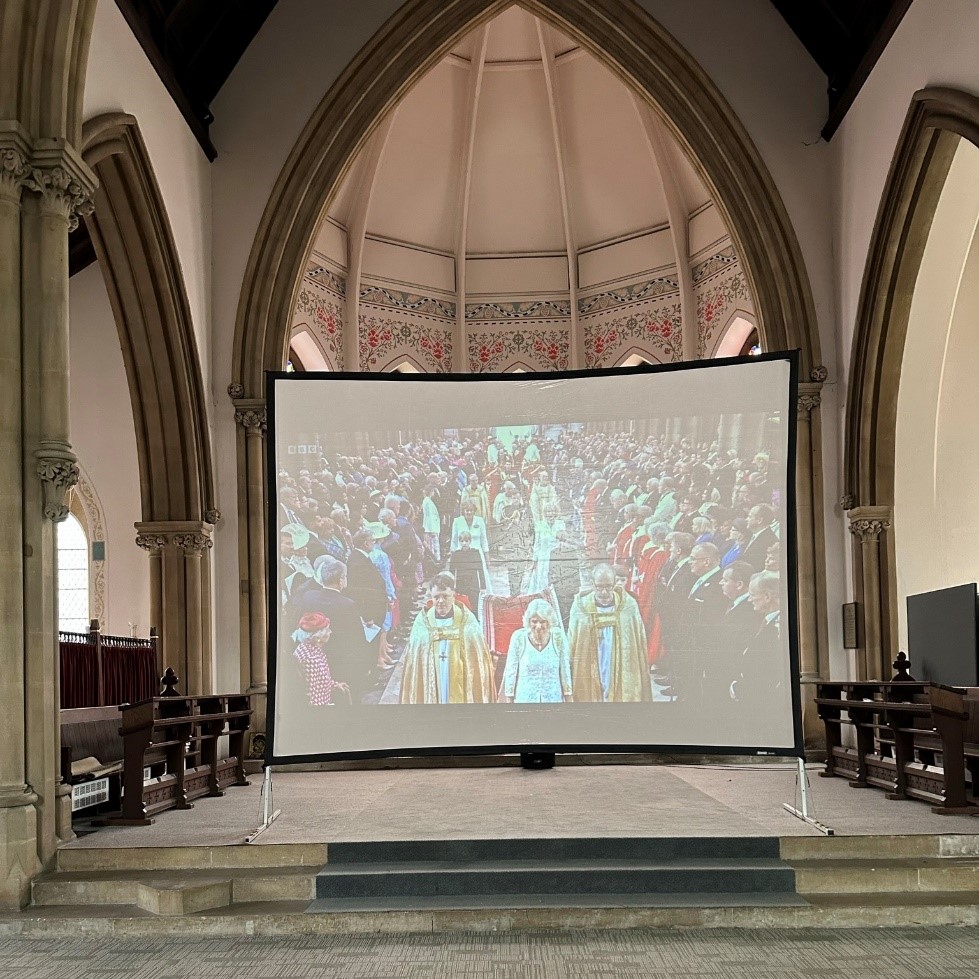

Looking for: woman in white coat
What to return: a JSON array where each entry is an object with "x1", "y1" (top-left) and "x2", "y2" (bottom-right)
[{"x1": 500, "y1": 598, "x2": 572, "y2": 704}]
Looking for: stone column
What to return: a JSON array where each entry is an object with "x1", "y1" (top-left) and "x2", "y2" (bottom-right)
[
  {"x1": 20, "y1": 140, "x2": 96, "y2": 860},
  {"x1": 232, "y1": 399, "x2": 268, "y2": 736},
  {"x1": 847, "y1": 506, "x2": 892, "y2": 681},
  {"x1": 134, "y1": 523, "x2": 214, "y2": 695},
  {"x1": 796, "y1": 383, "x2": 823, "y2": 747},
  {"x1": 0, "y1": 125, "x2": 40, "y2": 909}
]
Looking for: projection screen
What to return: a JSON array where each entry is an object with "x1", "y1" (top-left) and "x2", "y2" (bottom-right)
[{"x1": 266, "y1": 353, "x2": 801, "y2": 762}]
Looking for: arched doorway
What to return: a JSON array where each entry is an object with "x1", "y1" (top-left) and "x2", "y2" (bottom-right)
[
  {"x1": 844, "y1": 88, "x2": 979, "y2": 680},
  {"x1": 230, "y1": 0, "x2": 827, "y2": 734}
]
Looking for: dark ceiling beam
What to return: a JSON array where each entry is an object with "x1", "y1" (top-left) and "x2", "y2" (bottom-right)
[
  {"x1": 114, "y1": 0, "x2": 217, "y2": 160},
  {"x1": 771, "y1": 0, "x2": 914, "y2": 141},
  {"x1": 821, "y1": 0, "x2": 914, "y2": 140},
  {"x1": 112, "y1": 0, "x2": 277, "y2": 161}
]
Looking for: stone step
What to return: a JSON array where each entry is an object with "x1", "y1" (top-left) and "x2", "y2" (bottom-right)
[
  {"x1": 56, "y1": 843, "x2": 327, "y2": 873},
  {"x1": 791, "y1": 856, "x2": 979, "y2": 894},
  {"x1": 315, "y1": 857, "x2": 796, "y2": 900},
  {"x1": 307, "y1": 890, "x2": 809, "y2": 913},
  {"x1": 11, "y1": 892, "x2": 979, "y2": 936},
  {"x1": 780, "y1": 833, "x2": 979, "y2": 862},
  {"x1": 32, "y1": 867, "x2": 318, "y2": 915},
  {"x1": 325, "y1": 836, "x2": 781, "y2": 864}
]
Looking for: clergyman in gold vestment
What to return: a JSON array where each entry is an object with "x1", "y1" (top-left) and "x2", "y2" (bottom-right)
[
  {"x1": 569, "y1": 564, "x2": 651, "y2": 703},
  {"x1": 399, "y1": 572, "x2": 497, "y2": 704}
]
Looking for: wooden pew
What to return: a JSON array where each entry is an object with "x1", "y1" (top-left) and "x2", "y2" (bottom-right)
[
  {"x1": 102, "y1": 693, "x2": 252, "y2": 826},
  {"x1": 816, "y1": 681, "x2": 979, "y2": 815}
]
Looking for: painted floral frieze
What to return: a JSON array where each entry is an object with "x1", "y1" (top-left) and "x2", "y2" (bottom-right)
[
  {"x1": 467, "y1": 327, "x2": 570, "y2": 372},
  {"x1": 293, "y1": 286, "x2": 343, "y2": 369},
  {"x1": 359, "y1": 315, "x2": 453, "y2": 373},
  {"x1": 582, "y1": 303, "x2": 682, "y2": 368},
  {"x1": 695, "y1": 264, "x2": 751, "y2": 356}
]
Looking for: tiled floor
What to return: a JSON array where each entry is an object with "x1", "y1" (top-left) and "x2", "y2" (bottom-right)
[
  {"x1": 1, "y1": 927, "x2": 976, "y2": 977},
  {"x1": 64, "y1": 763, "x2": 979, "y2": 850}
]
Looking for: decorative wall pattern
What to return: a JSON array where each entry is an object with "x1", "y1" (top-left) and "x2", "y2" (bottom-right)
[
  {"x1": 577, "y1": 275, "x2": 679, "y2": 315},
  {"x1": 359, "y1": 315, "x2": 453, "y2": 372},
  {"x1": 466, "y1": 298, "x2": 571, "y2": 321},
  {"x1": 578, "y1": 274, "x2": 682, "y2": 368},
  {"x1": 467, "y1": 327, "x2": 571, "y2": 372},
  {"x1": 581, "y1": 302, "x2": 682, "y2": 368},
  {"x1": 692, "y1": 246, "x2": 754, "y2": 357},
  {"x1": 358, "y1": 279, "x2": 456, "y2": 373},
  {"x1": 361, "y1": 285, "x2": 456, "y2": 319},
  {"x1": 292, "y1": 260, "x2": 346, "y2": 370}
]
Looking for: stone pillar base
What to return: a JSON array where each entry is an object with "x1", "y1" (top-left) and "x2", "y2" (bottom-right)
[
  {"x1": 55, "y1": 782, "x2": 74, "y2": 845},
  {"x1": 0, "y1": 793, "x2": 40, "y2": 909}
]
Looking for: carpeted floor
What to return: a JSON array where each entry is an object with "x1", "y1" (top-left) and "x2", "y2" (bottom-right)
[
  {"x1": 0, "y1": 927, "x2": 975, "y2": 977},
  {"x1": 63, "y1": 763, "x2": 979, "y2": 849}
]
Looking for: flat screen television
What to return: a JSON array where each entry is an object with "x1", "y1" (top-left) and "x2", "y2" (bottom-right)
[{"x1": 907, "y1": 583, "x2": 979, "y2": 686}]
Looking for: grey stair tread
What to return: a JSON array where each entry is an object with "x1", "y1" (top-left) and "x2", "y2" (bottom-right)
[
  {"x1": 325, "y1": 837, "x2": 781, "y2": 862},
  {"x1": 306, "y1": 892, "x2": 809, "y2": 913},
  {"x1": 318, "y1": 857, "x2": 792, "y2": 875}
]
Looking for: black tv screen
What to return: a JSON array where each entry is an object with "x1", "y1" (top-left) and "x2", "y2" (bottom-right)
[{"x1": 907, "y1": 583, "x2": 978, "y2": 686}]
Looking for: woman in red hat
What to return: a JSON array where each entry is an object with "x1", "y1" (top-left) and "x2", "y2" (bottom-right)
[{"x1": 292, "y1": 612, "x2": 349, "y2": 706}]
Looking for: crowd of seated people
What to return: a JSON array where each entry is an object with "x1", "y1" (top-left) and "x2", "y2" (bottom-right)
[{"x1": 278, "y1": 427, "x2": 784, "y2": 709}]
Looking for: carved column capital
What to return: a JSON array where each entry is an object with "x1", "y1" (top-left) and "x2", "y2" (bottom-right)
[
  {"x1": 847, "y1": 505, "x2": 892, "y2": 543},
  {"x1": 234, "y1": 400, "x2": 267, "y2": 436},
  {"x1": 0, "y1": 123, "x2": 33, "y2": 203},
  {"x1": 21, "y1": 139, "x2": 97, "y2": 231},
  {"x1": 135, "y1": 521, "x2": 214, "y2": 554},
  {"x1": 35, "y1": 443, "x2": 79, "y2": 522},
  {"x1": 797, "y1": 381, "x2": 821, "y2": 417}
]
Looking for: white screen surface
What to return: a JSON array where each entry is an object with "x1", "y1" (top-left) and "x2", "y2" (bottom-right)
[{"x1": 268, "y1": 357, "x2": 799, "y2": 760}]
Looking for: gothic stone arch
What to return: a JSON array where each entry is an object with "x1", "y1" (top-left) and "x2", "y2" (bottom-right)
[
  {"x1": 81, "y1": 112, "x2": 216, "y2": 695},
  {"x1": 843, "y1": 88, "x2": 979, "y2": 680},
  {"x1": 230, "y1": 0, "x2": 828, "y2": 740}
]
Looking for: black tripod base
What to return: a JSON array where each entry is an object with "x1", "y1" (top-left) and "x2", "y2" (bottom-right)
[{"x1": 520, "y1": 752, "x2": 555, "y2": 770}]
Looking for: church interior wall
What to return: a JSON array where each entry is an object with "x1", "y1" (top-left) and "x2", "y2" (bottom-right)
[
  {"x1": 893, "y1": 141, "x2": 979, "y2": 650},
  {"x1": 833, "y1": 0, "x2": 979, "y2": 387},
  {"x1": 67, "y1": 264, "x2": 150, "y2": 639},
  {"x1": 831, "y1": 0, "x2": 979, "y2": 657},
  {"x1": 82, "y1": 0, "x2": 214, "y2": 396},
  {"x1": 76, "y1": 0, "x2": 850, "y2": 689}
]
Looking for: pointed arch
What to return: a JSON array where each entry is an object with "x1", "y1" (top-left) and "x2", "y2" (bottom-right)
[
  {"x1": 289, "y1": 328, "x2": 333, "y2": 372},
  {"x1": 712, "y1": 312, "x2": 757, "y2": 359},
  {"x1": 229, "y1": 0, "x2": 828, "y2": 731},
  {"x1": 842, "y1": 87, "x2": 979, "y2": 680},
  {"x1": 617, "y1": 349, "x2": 658, "y2": 368},
  {"x1": 384, "y1": 354, "x2": 427, "y2": 374},
  {"x1": 80, "y1": 112, "x2": 214, "y2": 524},
  {"x1": 844, "y1": 88, "x2": 979, "y2": 509},
  {"x1": 71, "y1": 464, "x2": 107, "y2": 627},
  {"x1": 231, "y1": 0, "x2": 821, "y2": 397}
]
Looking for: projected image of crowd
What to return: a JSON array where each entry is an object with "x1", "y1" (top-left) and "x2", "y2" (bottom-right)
[{"x1": 278, "y1": 419, "x2": 783, "y2": 713}]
